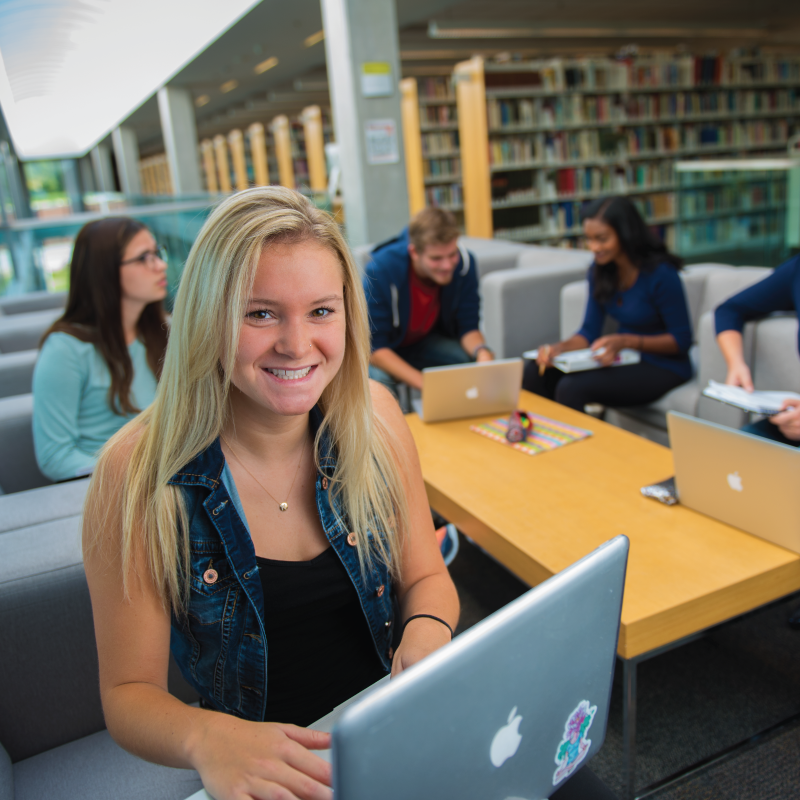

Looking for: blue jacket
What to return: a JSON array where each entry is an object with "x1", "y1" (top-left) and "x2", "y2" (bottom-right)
[
  {"x1": 715, "y1": 254, "x2": 800, "y2": 355},
  {"x1": 363, "y1": 228, "x2": 480, "y2": 352},
  {"x1": 577, "y1": 262, "x2": 694, "y2": 381},
  {"x1": 167, "y1": 408, "x2": 395, "y2": 722}
]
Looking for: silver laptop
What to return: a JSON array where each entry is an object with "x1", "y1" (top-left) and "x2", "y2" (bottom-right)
[
  {"x1": 311, "y1": 535, "x2": 628, "y2": 800},
  {"x1": 411, "y1": 358, "x2": 524, "y2": 422},
  {"x1": 667, "y1": 411, "x2": 800, "y2": 554}
]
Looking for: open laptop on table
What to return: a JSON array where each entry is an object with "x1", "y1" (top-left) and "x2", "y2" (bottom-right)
[
  {"x1": 411, "y1": 357, "x2": 524, "y2": 422},
  {"x1": 185, "y1": 535, "x2": 628, "y2": 800},
  {"x1": 667, "y1": 411, "x2": 800, "y2": 554}
]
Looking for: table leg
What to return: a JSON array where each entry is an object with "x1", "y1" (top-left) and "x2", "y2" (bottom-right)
[{"x1": 622, "y1": 658, "x2": 637, "y2": 800}]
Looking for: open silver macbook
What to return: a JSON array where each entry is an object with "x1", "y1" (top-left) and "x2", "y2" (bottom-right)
[
  {"x1": 320, "y1": 536, "x2": 628, "y2": 800},
  {"x1": 411, "y1": 358, "x2": 524, "y2": 423},
  {"x1": 667, "y1": 411, "x2": 800, "y2": 554}
]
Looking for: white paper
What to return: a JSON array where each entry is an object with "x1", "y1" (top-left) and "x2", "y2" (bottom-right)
[
  {"x1": 702, "y1": 380, "x2": 800, "y2": 416},
  {"x1": 365, "y1": 119, "x2": 399, "y2": 165},
  {"x1": 360, "y1": 62, "x2": 393, "y2": 97}
]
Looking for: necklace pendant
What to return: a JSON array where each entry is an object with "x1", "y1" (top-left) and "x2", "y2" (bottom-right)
[{"x1": 279, "y1": 502, "x2": 288, "y2": 512}]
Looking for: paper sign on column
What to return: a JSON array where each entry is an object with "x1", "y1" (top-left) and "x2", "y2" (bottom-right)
[
  {"x1": 365, "y1": 119, "x2": 399, "y2": 165},
  {"x1": 361, "y1": 62, "x2": 393, "y2": 97}
]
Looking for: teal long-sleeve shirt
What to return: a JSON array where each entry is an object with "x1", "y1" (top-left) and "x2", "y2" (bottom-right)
[{"x1": 32, "y1": 332, "x2": 157, "y2": 481}]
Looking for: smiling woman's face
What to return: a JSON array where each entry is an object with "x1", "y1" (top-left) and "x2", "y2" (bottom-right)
[
  {"x1": 583, "y1": 218, "x2": 623, "y2": 266},
  {"x1": 229, "y1": 239, "x2": 346, "y2": 420}
]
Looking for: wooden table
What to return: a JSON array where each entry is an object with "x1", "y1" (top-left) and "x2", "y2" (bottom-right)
[{"x1": 407, "y1": 391, "x2": 800, "y2": 798}]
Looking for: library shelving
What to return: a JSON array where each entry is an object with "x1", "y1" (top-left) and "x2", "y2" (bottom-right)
[
  {"x1": 454, "y1": 53, "x2": 800, "y2": 252},
  {"x1": 675, "y1": 158, "x2": 799, "y2": 266},
  {"x1": 401, "y1": 73, "x2": 465, "y2": 219}
]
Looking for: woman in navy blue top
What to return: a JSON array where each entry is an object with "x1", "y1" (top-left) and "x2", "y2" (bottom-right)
[
  {"x1": 523, "y1": 196, "x2": 693, "y2": 411},
  {"x1": 715, "y1": 254, "x2": 800, "y2": 445}
]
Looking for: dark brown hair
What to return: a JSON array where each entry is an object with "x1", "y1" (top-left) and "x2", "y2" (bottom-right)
[
  {"x1": 408, "y1": 206, "x2": 460, "y2": 252},
  {"x1": 581, "y1": 196, "x2": 682, "y2": 305},
  {"x1": 42, "y1": 217, "x2": 168, "y2": 414}
]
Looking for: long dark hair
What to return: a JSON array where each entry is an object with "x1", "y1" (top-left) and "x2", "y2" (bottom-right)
[
  {"x1": 581, "y1": 196, "x2": 682, "y2": 304},
  {"x1": 42, "y1": 217, "x2": 168, "y2": 414}
]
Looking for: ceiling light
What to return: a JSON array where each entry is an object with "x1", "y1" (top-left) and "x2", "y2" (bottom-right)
[
  {"x1": 0, "y1": 0, "x2": 262, "y2": 160},
  {"x1": 195, "y1": 94, "x2": 210, "y2": 107},
  {"x1": 254, "y1": 56, "x2": 278, "y2": 75},
  {"x1": 220, "y1": 79, "x2": 239, "y2": 93},
  {"x1": 428, "y1": 20, "x2": 767, "y2": 39},
  {"x1": 304, "y1": 30, "x2": 325, "y2": 48}
]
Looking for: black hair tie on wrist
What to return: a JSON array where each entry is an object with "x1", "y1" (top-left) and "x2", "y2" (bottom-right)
[{"x1": 401, "y1": 614, "x2": 454, "y2": 640}]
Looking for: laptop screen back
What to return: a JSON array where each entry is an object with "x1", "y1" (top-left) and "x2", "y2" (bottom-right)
[
  {"x1": 332, "y1": 536, "x2": 628, "y2": 800},
  {"x1": 668, "y1": 411, "x2": 800, "y2": 553}
]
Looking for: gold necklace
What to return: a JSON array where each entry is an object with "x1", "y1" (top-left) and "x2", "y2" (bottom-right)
[{"x1": 221, "y1": 433, "x2": 308, "y2": 512}]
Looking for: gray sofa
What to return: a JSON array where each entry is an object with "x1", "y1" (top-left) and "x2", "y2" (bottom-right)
[
  {"x1": 0, "y1": 310, "x2": 60, "y2": 354},
  {"x1": 481, "y1": 247, "x2": 594, "y2": 359},
  {"x1": 557, "y1": 264, "x2": 800, "y2": 445},
  {"x1": 0, "y1": 351, "x2": 37, "y2": 399},
  {"x1": 0, "y1": 291, "x2": 66, "y2": 317},
  {"x1": 0, "y1": 482, "x2": 203, "y2": 800},
  {"x1": 0, "y1": 394, "x2": 51, "y2": 494}
]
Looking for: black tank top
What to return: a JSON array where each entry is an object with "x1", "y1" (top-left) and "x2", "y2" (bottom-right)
[{"x1": 257, "y1": 546, "x2": 387, "y2": 727}]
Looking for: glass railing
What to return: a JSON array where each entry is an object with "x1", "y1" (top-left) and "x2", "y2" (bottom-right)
[
  {"x1": 0, "y1": 196, "x2": 221, "y2": 302},
  {"x1": 0, "y1": 188, "x2": 335, "y2": 299}
]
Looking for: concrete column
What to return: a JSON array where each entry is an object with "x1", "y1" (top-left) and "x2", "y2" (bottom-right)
[
  {"x1": 320, "y1": 0, "x2": 409, "y2": 247},
  {"x1": 60, "y1": 159, "x2": 86, "y2": 213},
  {"x1": 79, "y1": 156, "x2": 96, "y2": 194},
  {"x1": 111, "y1": 127, "x2": 142, "y2": 196},
  {"x1": 157, "y1": 86, "x2": 203, "y2": 195},
  {"x1": 90, "y1": 142, "x2": 116, "y2": 193}
]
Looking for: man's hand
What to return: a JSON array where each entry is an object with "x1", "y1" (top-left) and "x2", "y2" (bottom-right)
[
  {"x1": 725, "y1": 362, "x2": 754, "y2": 392},
  {"x1": 770, "y1": 400, "x2": 800, "y2": 441},
  {"x1": 475, "y1": 347, "x2": 494, "y2": 363}
]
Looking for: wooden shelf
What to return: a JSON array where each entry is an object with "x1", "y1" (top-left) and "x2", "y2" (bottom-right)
[
  {"x1": 489, "y1": 141, "x2": 790, "y2": 173},
  {"x1": 485, "y1": 81, "x2": 800, "y2": 100},
  {"x1": 489, "y1": 108, "x2": 800, "y2": 135},
  {"x1": 492, "y1": 182, "x2": 677, "y2": 210}
]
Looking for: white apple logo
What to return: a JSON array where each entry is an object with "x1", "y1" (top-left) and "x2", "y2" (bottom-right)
[
  {"x1": 466, "y1": 386, "x2": 479, "y2": 400},
  {"x1": 490, "y1": 706, "x2": 523, "y2": 768},
  {"x1": 727, "y1": 471, "x2": 743, "y2": 492}
]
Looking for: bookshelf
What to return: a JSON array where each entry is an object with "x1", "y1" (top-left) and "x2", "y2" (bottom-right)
[
  {"x1": 455, "y1": 54, "x2": 800, "y2": 251},
  {"x1": 397, "y1": 73, "x2": 467, "y2": 223},
  {"x1": 675, "y1": 158, "x2": 798, "y2": 266}
]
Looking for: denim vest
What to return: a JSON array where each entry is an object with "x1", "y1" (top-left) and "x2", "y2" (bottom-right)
[{"x1": 167, "y1": 408, "x2": 395, "y2": 721}]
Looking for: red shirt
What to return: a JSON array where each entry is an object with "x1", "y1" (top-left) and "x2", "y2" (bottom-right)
[{"x1": 401, "y1": 263, "x2": 441, "y2": 346}]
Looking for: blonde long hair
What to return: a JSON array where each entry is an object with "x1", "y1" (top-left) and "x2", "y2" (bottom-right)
[{"x1": 86, "y1": 187, "x2": 409, "y2": 610}]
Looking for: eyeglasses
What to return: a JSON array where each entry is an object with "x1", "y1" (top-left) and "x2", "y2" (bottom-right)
[{"x1": 120, "y1": 244, "x2": 168, "y2": 268}]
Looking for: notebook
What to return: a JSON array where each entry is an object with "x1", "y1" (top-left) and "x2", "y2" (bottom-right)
[
  {"x1": 411, "y1": 358, "x2": 523, "y2": 423},
  {"x1": 523, "y1": 347, "x2": 640, "y2": 372},
  {"x1": 183, "y1": 535, "x2": 628, "y2": 800},
  {"x1": 667, "y1": 411, "x2": 800, "y2": 553},
  {"x1": 702, "y1": 380, "x2": 800, "y2": 416}
]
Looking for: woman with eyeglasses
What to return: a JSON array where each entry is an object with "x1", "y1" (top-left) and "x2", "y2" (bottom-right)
[{"x1": 32, "y1": 217, "x2": 169, "y2": 482}]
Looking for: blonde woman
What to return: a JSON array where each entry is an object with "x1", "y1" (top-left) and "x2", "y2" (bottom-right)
[{"x1": 83, "y1": 187, "x2": 459, "y2": 800}]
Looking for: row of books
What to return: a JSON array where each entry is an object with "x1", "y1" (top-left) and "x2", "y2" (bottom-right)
[
  {"x1": 489, "y1": 130, "x2": 615, "y2": 167},
  {"x1": 626, "y1": 120, "x2": 793, "y2": 152},
  {"x1": 417, "y1": 76, "x2": 455, "y2": 100},
  {"x1": 421, "y1": 131, "x2": 460, "y2": 156},
  {"x1": 484, "y1": 55, "x2": 800, "y2": 96},
  {"x1": 633, "y1": 193, "x2": 674, "y2": 220},
  {"x1": 426, "y1": 184, "x2": 463, "y2": 208},
  {"x1": 422, "y1": 157, "x2": 461, "y2": 179},
  {"x1": 678, "y1": 215, "x2": 782, "y2": 252},
  {"x1": 487, "y1": 89, "x2": 800, "y2": 129},
  {"x1": 679, "y1": 183, "x2": 786, "y2": 216},
  {"x1": 421, "y1": 105, "x2": 458, "y2": 126}
]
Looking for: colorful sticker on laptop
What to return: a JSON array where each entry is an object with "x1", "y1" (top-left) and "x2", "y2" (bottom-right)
[{"x1": 552, "y1": 700, "x2": 597, "y2": 786}]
